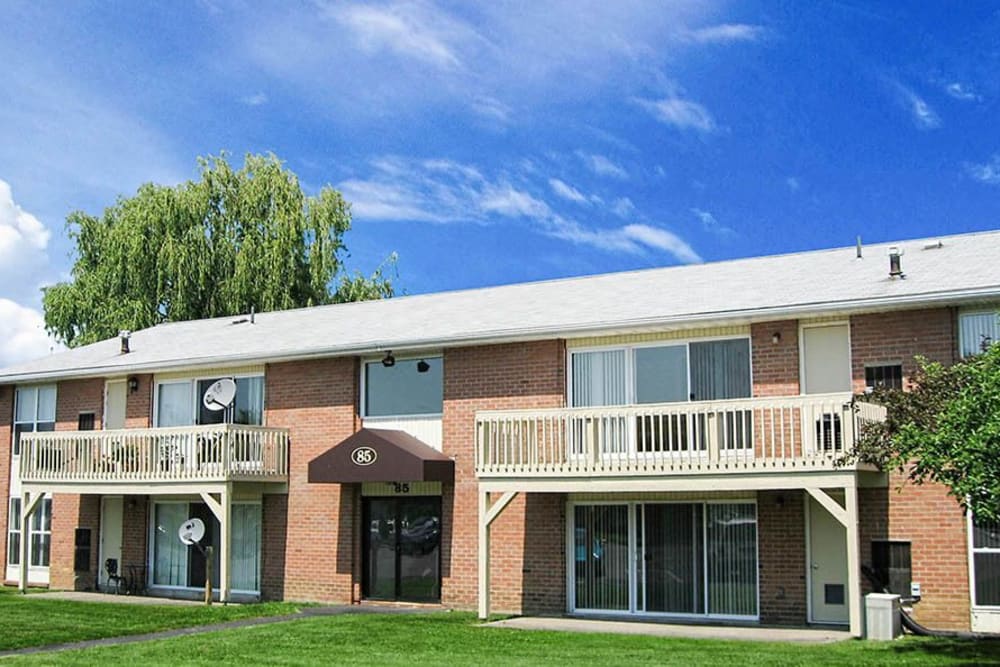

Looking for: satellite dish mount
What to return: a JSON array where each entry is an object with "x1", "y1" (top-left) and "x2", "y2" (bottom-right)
[
  {"x1": 203, "y1": 378, "x2": 237, "y2": 423},
  {"x1": 178, "y1": 517, "x2": 214, "y2": 606}
]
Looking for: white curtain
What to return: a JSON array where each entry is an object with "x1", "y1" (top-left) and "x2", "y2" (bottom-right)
[
  {"x1": 153, "y1": 504, "x2": 188, "y2": 586},
  {"x1": 231, "y1": 504, "x2": 261, "y2": 592},
  {"x1": 157, "y1": 383, "x2": 194, "y2": 427},
  {"x1": 572, "y1": 350, "x2": 627, "y2": 407},
  {"x1": 235, "y1": 377, "x2": 265, "y2": 425}
]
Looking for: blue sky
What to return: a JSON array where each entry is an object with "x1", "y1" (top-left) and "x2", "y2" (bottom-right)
[{"x1": 1, "y1": 1, "x2": 999, "y2": 366}]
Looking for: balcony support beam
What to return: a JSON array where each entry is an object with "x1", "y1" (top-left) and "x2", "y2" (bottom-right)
[
  {"x1": 478, "y1": 490, "x2": 519, "y2": 620},
  {"x1": 200, "y1": 485, "x2": 232, "y2": 604}
]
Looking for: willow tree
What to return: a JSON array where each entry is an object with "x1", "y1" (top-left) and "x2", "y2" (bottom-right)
[{"x1": 43, "y1": 153, "x2": 394, "y2": 347}]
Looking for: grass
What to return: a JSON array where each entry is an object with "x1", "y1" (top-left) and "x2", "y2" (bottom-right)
[
  {"x1": 2, "y1": 604, "x2": 1000, "y2": 666},
  {"x1": 0, "y1": 586, "x2": 300, "y2": 651}
]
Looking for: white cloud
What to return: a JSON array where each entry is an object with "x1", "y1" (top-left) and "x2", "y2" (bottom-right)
[
  {"x1": 785, "y1": 176, "x2": 800, "y2": 191},
  {"x1": 684, "y1": 23, "x2": 764, "y2": 44},
  {"x1": 339, "y1": 155, "x2": 701, "y2": 264},
  {"x1": 945, "y1": 82, "x2": 979, "y2": 102},
  {"x1": 890, "y1": 82, "x2": 941, "y2": 130},
  {"x1": 691, "y1": 207, "x2": 737, "y2": 240},
  {"x1": 241, "y1": 92, "x2": 268, "y2": 106},
  {"x1": 577, "y1": 152, "x2": 628, "y2": 179},
  {"x1": 621, "y1": 224, "x2": 702, "y2": 263},
  {"x1": 611, "y1": 197, "x2": 635, "y2": 218},
  {"x1": 328, "y1": 1, "x2": 466, "y2": 69},
  {"x1": 0, "y1": 179, "x2": 54, "y2": 306},
  {"x1": 549, "y1": 178, "x2": 588, "y2": 204},
  {"x1": 636, "y1": 96, "x2": 715, "y2": 132},
  {"x1": 965, "y1": 155, "x2": 1000, "y2": 185},
  {"x1": 470, "y1": 96, "x2": 512, "y2": 124},
  {"x1": 0, "y1": 299, "x2": 61, "y2": 368}
]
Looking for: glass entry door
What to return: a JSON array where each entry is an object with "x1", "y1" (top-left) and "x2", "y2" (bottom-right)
[{"x1": 363, "y1": 497, "x2": 441, "y2": 602}]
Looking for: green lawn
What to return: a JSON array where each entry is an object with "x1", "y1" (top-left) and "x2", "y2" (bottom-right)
[
  {"x1": 0, "y1": 586, "x2": 299, "y2": 651},
  {"x1": 2, "y1": 606, "x2": 999, "y2": 666}
]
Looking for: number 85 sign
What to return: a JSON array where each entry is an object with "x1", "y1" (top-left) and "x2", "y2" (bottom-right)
[{"x1": 350, "y1": 446, "x2": 378, "y2": 466}]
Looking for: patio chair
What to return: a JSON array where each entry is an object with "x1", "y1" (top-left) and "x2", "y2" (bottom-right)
[{"x1": 104, "y1": 558, "x2": 126, "y2": 594}]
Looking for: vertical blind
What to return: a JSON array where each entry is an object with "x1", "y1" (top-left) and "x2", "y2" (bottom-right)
[
  {"x1": 959, "y1": 313, "x2": 1000, "y2": 358},
  {"x1": 574, "y1": 502, "x2": 758, "y2": 618},
  {"x1": 973, "y1": 515, "x2": 1000, "y2": 606},
  {"x1": 572, "y1": 350, "x2": 627, "y2": 407}
]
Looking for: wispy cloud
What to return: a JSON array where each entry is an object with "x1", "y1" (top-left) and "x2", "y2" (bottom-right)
[
  {"x1": 576, "y1": 151, "x2": 628, "y2": 179},
  {"x1": 241, "y1": 91, "x2": 268, "y2": 106},
  {"x1": 965, "y1": 154, "x2": 1000, "y2": 185},
  {"x1": 611, "y1": 197, "x2": 635, "y2": 218},
  {"x1": 691, "y1": 207, "x2": 737, "y2": 240},
  {"x1": 327, "y1": 1, "x2": 466, "y2": 69},
  {"x1": 944, "y1": 82, "x2": 979, "y2": 102},
  {"x1": 785, "y1": 176, "x2": 800, "y2": 191},
  {"x1": 339, "y1": 155, "x2": 701, "y2": 264},
  {"x1": 549, "y1": 178, "x2": 588, "y2": 204},
  {"x1": 635, "y1": 96, "x2": 716, "y2": 133},
  {"x1": 684, "y1": 23, "x2": 765, "y2": 44},
  {"x1": 470, "y1": 96, "x2": 512, "y2": 124},
  {"x1": 890, "y1": 81, "x2": 941, "y2": 130}
]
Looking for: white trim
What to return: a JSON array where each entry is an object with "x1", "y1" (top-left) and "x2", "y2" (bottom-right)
[{"x1": 152, "y1": 372, "x2": 266, "y2": 428}]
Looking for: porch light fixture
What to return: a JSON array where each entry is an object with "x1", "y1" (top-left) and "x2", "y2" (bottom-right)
[
  {"x1": 771, "y1": 332, "x2": 781, "y2": 344},
  {"x1": 128, "y1": 376, "x2": 139, "y2": 394},
  {"x1": 381, "y1": 351, "x2": 396, "y2": 368},
  {"x1": 417, "y1": 359, "x2": 430, "y2": 373}
]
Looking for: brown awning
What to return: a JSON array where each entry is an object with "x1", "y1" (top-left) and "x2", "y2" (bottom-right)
[{"x1": 307, "y1": 428, "x2": 454, "y2": 484}]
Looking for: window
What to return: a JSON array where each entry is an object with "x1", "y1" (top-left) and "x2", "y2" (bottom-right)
[
  {"x1": 28, "y1": 499, "x2": 52, "y2": 567},
  {"x1": 151, "y1": 501, "x2": 261, "y2": 592},
  {"x1": 570, "y1": 339, "x2": 751, "y2": 407},
  {"x1": 13, "y1": 385, "x2": 56, "y2": 456},
  {"x1": 865, "y1": 365, "x2": 903, "y2": 391},
  {"x1": 154, "y1": 376, "x2": 264, "y2": 427},
  {"x1": 77, "y1": 412, "x2": 96, "y2": 431},
  {"x1": 972, "y1": 515, "x2": 1000, "y2": 607},
  {"x1": 871, "y1": 540, "x2": 911, "y2": 596},
  {"x1": 364, "y1": 357, "x2": 443, "y2": 417},
  {"x1": 7, "y1": 498, "x2": 20, "y2": 566},
  {"x1": 959, "y1": 312, "x2": 1000, "y2": 358}
]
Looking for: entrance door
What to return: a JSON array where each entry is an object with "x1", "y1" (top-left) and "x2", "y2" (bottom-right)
[
  {"x1": 801, "y1": 325, "x2": 851, "y2": 394},
  {"x1": 99, "y1": 496, "x2": 123, "y2": 589},
  {"x1": 363, "y1": 497, "x2": 441, "y2": 602},
  {"x1": 808, "y1": 494, "x2": 849, "y2": 624}
]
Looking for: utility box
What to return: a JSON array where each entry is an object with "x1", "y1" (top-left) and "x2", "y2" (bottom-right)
[{"x1": 866, "y1": 593, "x2": 902, "y2": 640}]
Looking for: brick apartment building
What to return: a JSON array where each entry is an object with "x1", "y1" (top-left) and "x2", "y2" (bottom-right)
[{"x1": 2, "y1": 230, "x2": 999, "y2": 638}]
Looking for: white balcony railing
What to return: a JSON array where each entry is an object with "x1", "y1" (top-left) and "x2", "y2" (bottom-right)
[
  {"x1": 475, "y1": 393, "x2": 885, "y2": 478},
  {"x1": 19, "y1": 424, "x2": 290, "y2": 484}
]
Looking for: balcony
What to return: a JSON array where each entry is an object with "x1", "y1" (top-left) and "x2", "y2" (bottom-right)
[
  {"x1": 475, "y1": 393, "x2": 885, "y2": 480},
  {"x1": 19, "y1": 424, "x2": 290, "y2": 488}
]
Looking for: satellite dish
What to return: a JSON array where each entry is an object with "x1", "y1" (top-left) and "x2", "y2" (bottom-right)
[
  {"x1": 178, "y1": 518, "x2": 206, "y2": 546},
  {"x1": 203, "y1": 378, "x2": 237, "y2": 411}
]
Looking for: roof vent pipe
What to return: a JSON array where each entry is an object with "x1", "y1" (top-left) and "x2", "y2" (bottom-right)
[
  {"x1": 250, "y1": 306, "x2": 255, "y2": 325},
  {"x1": 888, "y1": 246, "x2": 904, "y2": 278},
  {"x1": 119, "y1": 330, "x2": 131, "y2": 354},
  {"x1": 856, "y1": 236, "x2": 863, "y2": 259}
]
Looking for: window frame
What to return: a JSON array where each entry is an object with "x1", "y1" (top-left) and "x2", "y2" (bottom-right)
[
  {"x1": 7, "y1": 498, "x2": 20, "y2": 567},
  {"x1": 12, "y1": 385, "x2": 57, "y2": 457},
  {"x1": 360, "y1": 354, "x2": 444, "y2": 419},
  {"x1": 864, "y1": 363, "x2": 904, "y2": 391},
  {"x1": 969, "y1": 513, "x2": 1000, "y2": 609},
  {"x1": 28, "y1": 498, "x2": 52, "y2": 568},
  {"x1": 152, "y1": 373, "x2": 266, "y2": 428},
  {"x1": 959, "y1": 310, "x2": 1000, "y2": 359},
  {"x1": 566, "y1": 336, "x2": 754, "y2": 408}
]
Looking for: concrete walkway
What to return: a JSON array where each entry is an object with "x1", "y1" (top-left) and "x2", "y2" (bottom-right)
[
  {"x1": 0, "y1": 602, "x2": 444, "y2": 659},
  {"x1": 485, "y1": 616, "x2": 852, "y2": 643}
]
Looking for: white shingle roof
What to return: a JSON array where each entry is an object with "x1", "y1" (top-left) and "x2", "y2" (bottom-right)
[{"x1": 3, "y1": 229, "x2": 999, "y2": 382}]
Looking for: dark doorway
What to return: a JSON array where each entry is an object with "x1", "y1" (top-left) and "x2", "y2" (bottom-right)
[{"x1": 363, "y1": 496, "x2": 441, "y2": 602}]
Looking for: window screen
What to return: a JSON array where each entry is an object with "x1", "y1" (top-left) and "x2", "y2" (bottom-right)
[{"x1": 865, "y1": 365, "x2": 903, "y2": 391}]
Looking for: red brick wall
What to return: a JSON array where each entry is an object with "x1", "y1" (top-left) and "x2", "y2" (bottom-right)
[
  {"x1": 0, "y1": 385, "x2": 12, "y2": 580},
  {"x1": 758, "y1": 490, "x2": 808, "y2": 624},
  {"x1": 260, "y1": 494, "x2": 288, "y2": 601},
  {"x1": 861, "y1": 475, "x2": 971, "y2": 630},
  {"x1": 54, "y1": 378, "x2": 104, "y2": 431},
  {"x1": 125, "y1": 374, "x2": 152, "y2": 428},
  {"x1": 521, "y1": 493, "x2": 566, "y2": 613},
  {"x1": 752, "y1": 320, "x2": 800, "y2": 397},
  {"x1": 441, "y1": 340, "x2": 565, "y2": 613},
  {"x1": 265, "y1": 358, "x2": 358, "y2": 602},
  {"x1": 849, "y1": 308, "x2": 957, "y2": 393}
]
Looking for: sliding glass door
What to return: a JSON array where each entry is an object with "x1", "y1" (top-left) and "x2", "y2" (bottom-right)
[{"x1": 573, "y1": 501, "x2": 758, "y2": 619}]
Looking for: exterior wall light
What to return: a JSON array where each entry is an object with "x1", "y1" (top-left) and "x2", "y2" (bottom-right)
[
  {"x1": 417, "y1": 359, "x2": 430, "y2": 373},
  {"x1": 128, "y1": 376, "x2": 139, "y2": 394},
  {"x1": 381, "y1": 351, "x2": 396, "y2": 368},
  {"x1": 772, "y1": 332, "x2": 781, "y2": 344}
]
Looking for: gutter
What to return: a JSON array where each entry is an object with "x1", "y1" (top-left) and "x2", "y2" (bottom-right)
[{"x1": 2, "y1": 285, "x2": 999, "y2": 384}]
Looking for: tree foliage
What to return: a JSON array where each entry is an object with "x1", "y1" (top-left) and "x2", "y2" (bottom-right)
[
  {"x1": 844, "y1": 340, "x2": 1000, "y2": 522},
  {"x1": 43, "y1": 153, "x2": 395, "y2": 346}
]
